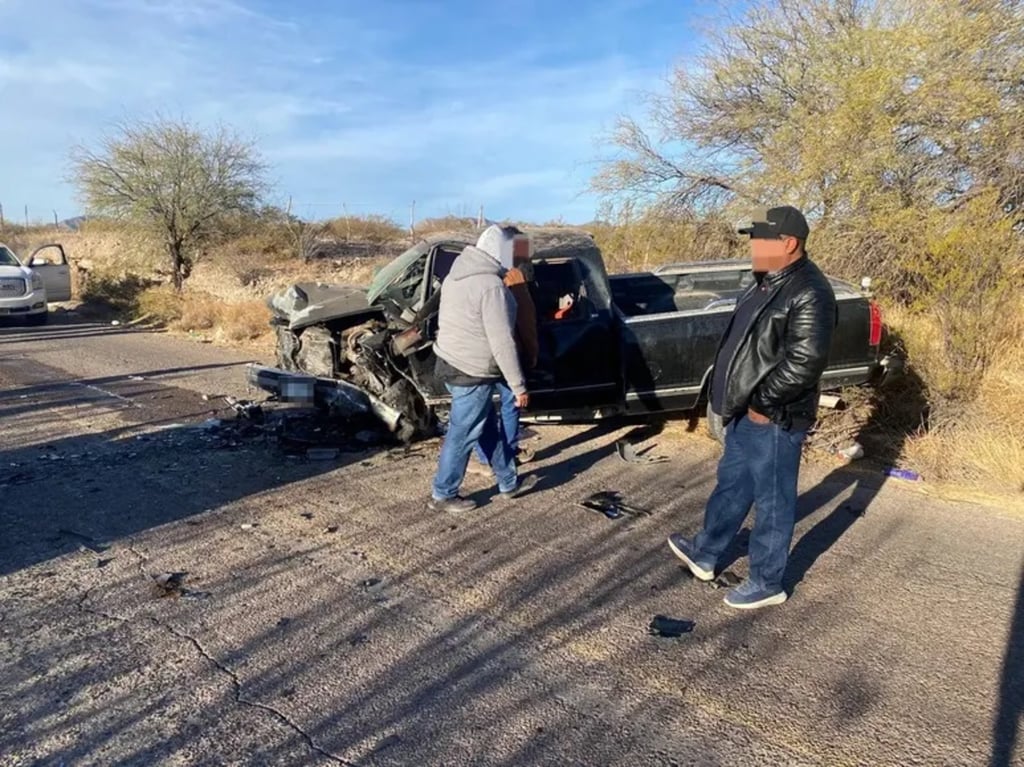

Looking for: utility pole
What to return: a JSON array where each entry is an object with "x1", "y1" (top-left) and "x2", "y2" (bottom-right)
[
  {"x1": 477, "y1": 204, "x2": 484, "y2": 228},
  {"x1": 53, "y1": 210, "x2": 59, "y2": 229},
  {"x1": 0, "y1": 203, "x2": 5, "y2": 232},
  {"x1": 24, "y1": 204, "x2": 29, "y2": 228},
  {"x1": 409, "y1": 200, "x2": 416, "y2": 235}
]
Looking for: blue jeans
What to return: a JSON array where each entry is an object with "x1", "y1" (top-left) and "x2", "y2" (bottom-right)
[
  {"x1": 432, "y1": 383, "x2": 517, "y2": 499},
  {"x1": 473, "y1": 381, "x2": 519, "y2": 463},
  {"x1": 693, "y1": 414, "x2": 807, "y2": 591}
]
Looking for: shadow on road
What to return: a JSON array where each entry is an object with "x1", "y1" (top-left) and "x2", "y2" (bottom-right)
[{"x1": 992, "y1": 562, "x2": 1024, "y2": 767}]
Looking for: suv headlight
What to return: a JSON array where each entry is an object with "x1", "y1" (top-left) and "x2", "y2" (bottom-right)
[{"x1": 30, "y1": 273, "x2": 43, "y2": 290}]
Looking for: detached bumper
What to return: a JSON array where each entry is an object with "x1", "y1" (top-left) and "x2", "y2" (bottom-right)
[{"x1": 246, "y1": 364, "x2": 404, "y2": 432}]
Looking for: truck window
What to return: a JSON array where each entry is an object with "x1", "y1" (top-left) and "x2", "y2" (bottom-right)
[{"x1": 531, "y1": 258, "x2": 589, "y2": 322}]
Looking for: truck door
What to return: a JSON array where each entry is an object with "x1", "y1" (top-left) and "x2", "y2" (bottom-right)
[
  {"x1": 26, "y1": 245, "x2": 72, "y2": 302},
  {"x1": 527, "y1": 257, "x2": 619, "y2": 412}
]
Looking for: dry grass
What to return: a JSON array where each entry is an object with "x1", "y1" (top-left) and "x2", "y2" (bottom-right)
[{"x1": 812, "y1": 303, "x2": 1024, "y2": 494}]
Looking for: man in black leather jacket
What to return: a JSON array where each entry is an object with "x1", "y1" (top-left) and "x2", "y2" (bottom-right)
[{"x1": 667, "y1": 205, "x2": 837, "y2": 609}]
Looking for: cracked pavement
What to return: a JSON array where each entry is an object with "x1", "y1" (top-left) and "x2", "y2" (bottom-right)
[{"x1": 1, "y1": 313, "x2": 1022, "y2": 766}]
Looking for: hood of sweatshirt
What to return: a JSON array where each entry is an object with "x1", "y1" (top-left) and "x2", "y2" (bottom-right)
[
  {"x1": 474, "y1": 224, "x2": 517, "y2": 270},
  {"x1": 446, "y1": 245, "x2": 505, "y2": 283}
]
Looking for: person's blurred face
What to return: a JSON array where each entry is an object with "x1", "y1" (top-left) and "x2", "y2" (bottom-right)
[
  {"x1": 750, "y1": 234, "x2": 801, "y2": 273},
  {"x1": 512, "y1": 235, "x2": 531, "y2": 263}
]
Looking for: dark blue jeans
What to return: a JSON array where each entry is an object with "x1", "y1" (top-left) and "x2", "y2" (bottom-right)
[
  {"x1": 432, "y1": 383, "x2": 517, "y2": 500},
  {"x1": 693, "y1": 414, "x2": 807, "y2": 591},
  {"x1": 473, "y1": 381, "x2": 519, "y2": 463}
]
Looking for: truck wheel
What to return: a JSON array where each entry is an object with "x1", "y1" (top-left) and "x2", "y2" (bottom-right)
[{"x1": 706, "y1": 402, "x2": 725, "y2": 445}]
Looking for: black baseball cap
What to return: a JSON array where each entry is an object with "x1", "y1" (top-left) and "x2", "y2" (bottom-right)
[{"x1": 738, "y1": 205, "x2": 809, "y2": 240}]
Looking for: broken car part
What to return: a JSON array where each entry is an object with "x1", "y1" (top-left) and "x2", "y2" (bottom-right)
[
  {"x1": 648, "y1": 615, "x2": 696, "y2": 637},
  {"x1": 579, "y1": 490, "x2": 652, "y2": 520}
]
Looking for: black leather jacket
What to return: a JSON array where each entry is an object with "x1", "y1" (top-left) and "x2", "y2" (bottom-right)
[{"x1": 715, "y1": 255, "x2": 837, "y2": 430}]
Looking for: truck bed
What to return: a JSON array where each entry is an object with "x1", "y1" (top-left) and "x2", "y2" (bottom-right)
[{"x1": 608, "y1": 261, "x2": 880, "y2": 413}]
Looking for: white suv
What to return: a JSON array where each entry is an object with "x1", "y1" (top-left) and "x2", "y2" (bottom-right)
[{"x1": 0, "y1": 243, "x2": 72, "y2": 325}]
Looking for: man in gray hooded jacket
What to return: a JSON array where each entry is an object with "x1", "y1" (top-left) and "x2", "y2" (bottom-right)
[{"x1": 429, "y1": 224, "x2": 536, "y2": 512}]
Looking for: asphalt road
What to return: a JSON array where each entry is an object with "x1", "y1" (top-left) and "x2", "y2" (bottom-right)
[{"x1": 1, "y1": 312, "x2": 1022, "y2": 766}]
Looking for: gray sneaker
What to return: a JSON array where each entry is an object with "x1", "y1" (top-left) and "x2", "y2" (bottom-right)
[
  {"x1": 427, "y1": 495, "x2": 477, "y2": 513},
  {"x1": 499, "y1": 474, "x2": 539, "y2": 500},
  {"x1": 667, "y1": 534, "x2": 715, "y2": 582},
  {"x1": 723, "y1": 580, "x2": 788, "y2": 609}
]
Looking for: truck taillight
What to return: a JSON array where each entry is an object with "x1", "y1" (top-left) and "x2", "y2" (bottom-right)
[{"x1": 869, "y1": 301, "x2": 883, "y2": 346}]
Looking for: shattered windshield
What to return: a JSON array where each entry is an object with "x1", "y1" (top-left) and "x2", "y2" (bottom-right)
[
  {"x1": 367, "y1": 242, "x2": 429, "y2": 305},
  {"x1": 0, "y1": 246, "x2": 21, "y2": 267}
]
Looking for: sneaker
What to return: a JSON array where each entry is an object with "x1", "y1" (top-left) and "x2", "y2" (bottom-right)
[
  {"x1": 499, "y1": 474, "x2": 539, "y2": 500},
  {"x1": 723, "y1": 580, "x2": 788, "y2": 610},
  {"x1": 666, "y1": 534, "x2": 715, "y2": 582},
  {"x1": 427, "y1": 495, "x2": 477, "y2": 513}
]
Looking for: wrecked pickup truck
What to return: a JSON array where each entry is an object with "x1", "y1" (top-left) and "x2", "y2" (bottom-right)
[{"x1": 250, "y1": 228, "x2": 893, "y2": 441}]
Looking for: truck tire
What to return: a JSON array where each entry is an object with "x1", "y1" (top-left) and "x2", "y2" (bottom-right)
[{"x1": 706, "y1": 402, "x2": 725, "y2": 445}]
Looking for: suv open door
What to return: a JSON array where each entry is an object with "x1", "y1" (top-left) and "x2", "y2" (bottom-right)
[{"x1": 26, "y1": 244, "x2": 72, "y2": 302}]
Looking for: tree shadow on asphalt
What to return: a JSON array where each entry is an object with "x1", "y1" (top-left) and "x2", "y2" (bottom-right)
[
  {"x1": 1, "y1": 403, "x2": 407, "y2": 577},
  {"x1": 992, "y1": 562, "x2": 1024, "y2": 767},
  {"x1": 7, "y1": 371, "x2": 1011, "y2": 765}
]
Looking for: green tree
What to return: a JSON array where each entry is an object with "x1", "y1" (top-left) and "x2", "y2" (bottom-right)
[
  {"x1": 594, "y1": 0, "x2": 1024, "y2": 399},
  {"x1": 70, "y1": 116, "x2": 268, "y2": 291}
]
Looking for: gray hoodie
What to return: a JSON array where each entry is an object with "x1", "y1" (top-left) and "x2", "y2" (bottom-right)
[{"x1": 433, "y1": 243, "x2": 527, "y2": 396}]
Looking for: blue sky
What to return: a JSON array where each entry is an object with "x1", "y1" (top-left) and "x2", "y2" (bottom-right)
[{"x1": 0, "y1": 0, "x2": 735, "y2": 225}]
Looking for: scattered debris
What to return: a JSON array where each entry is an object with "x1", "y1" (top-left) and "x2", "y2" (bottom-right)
[
  {"x1": 277, "y1": 617, "x2": 293, "y2": 628},
  {"x1": 579, "y1": 491, "x2": 652, "y2": 520},
  {"x1": 299, "y1": 512, "x2": 314, "y2": 520},
  {"x1": 615, "y1": 440, "x2": 668, "y2": 465},
  {"x1": 96, "y1": 557, "x2": 114, "y2": 569},
  {"x1": 323, "y1": 526, "x2": 339, "y2": 534},
  {"x1": 648, "y1": 615, "x2": 696, "y2": 638},
  {"x1": 128, "y1": 375, "x2": 146, "y2": 381},
  {"x1": 837, "y1": 442, "x2": 865, "y2": 461},
  {"x1": 152, "y1": 571, "x2": 188, "y2": 598},
  {"x1": 361, "y1": 578, "x2": 382, "y2": 589},
  {"x1": 349, "y1": 634, "x2": 370, "y2": 647},
  {"x1": 709, "y1": 571, "x2": 742, "y2": 590},
  {"x1": 884, "y1": 467, "x2": 921, "y2": 481},
  {"x1": 224, "y1": 396, "x2": 264, "y2": 420},
  {"x1": 240, "y1": 523, "x2": 258, "y2": 530}
]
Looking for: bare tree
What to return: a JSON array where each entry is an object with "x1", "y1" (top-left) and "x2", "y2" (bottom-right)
[{"x1": 69, "y1": 116, "x2": 268, "y2": 291}]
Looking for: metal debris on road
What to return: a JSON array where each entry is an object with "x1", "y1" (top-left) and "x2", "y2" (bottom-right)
[
  {"x1": 708, "y1": 571, "x2": 742, "y2": 590},
  {"x1": 579, "y1": 491, "x2": 652, "y2": 520},
  {"x1": 648, "y1": 615, "x2": 696, "y2": 637},
  {"x1": 614, "y1": 440, "x2": 669, "y2": 465},
  {"x1": 152, "y1": 571, "x2": 188, "y2": 598}
]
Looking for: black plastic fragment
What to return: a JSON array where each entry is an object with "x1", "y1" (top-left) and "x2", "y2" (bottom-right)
[
  {"x1": 709, "y1": 571, "x2": 742, "y2": 590},
  {"x1": 579, "y1": 491, "x2": 652, "y2": 520},
  {"x1": 648, "y1": 615, "x2": 696, "y2": 637}
]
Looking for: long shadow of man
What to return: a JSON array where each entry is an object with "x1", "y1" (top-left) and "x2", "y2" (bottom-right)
[
  {"x1": 991, "y1": 562, "x2": 1024, "y2": 766},
  {"x1": 783, "y1": 355, "x2": 927, "y2": 591}
]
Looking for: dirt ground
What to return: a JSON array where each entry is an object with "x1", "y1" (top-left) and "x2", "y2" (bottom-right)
[{"x1": 1, "y1": 311, "x2": 1022, "y2": 766}]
